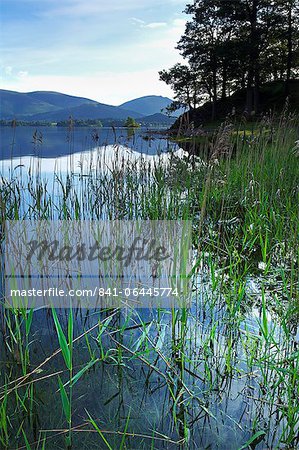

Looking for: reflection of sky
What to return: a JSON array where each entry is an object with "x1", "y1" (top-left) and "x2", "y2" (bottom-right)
[
  {"x1": 0, "y1": 126, "x2": 180, "y2": 160},
  {"x1": 25, "y1": 306, "x2": 275, "y2": 450},
  {"x1": 0, "y1": 144, "x2": 187, "y2": 179}
]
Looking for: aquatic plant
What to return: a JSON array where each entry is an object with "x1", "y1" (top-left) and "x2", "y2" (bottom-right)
[{"x1": 0, "y1": 113, "x2": 298, "y2": 448}]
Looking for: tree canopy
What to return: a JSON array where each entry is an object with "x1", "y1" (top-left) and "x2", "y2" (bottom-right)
[
  {"x1": 124, "y1": 117, "x2": 140, "y2": 128},
  {"x1": 160, "y1": 0, "x2": 299, "y2": 117}
]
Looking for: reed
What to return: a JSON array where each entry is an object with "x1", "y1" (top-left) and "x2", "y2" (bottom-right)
[{"x1": 0, "y1": 113, "x2": 298, "y2": 449}]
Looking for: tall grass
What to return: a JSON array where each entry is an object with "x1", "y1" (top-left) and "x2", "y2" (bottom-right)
[{"x1": 0, "y1": 113, "x2": 298, "y2": 449}]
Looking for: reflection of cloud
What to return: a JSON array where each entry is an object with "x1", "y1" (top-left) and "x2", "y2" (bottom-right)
[{"x1": 0, "y1": 145, "x2": 187, "y2": 176}]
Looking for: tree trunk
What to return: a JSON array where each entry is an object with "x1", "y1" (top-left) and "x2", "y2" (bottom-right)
[
  {"x1": 212, "y1": 89, "x2": 217, "y2": 121},
  {"x1": 246, "y1": 69, "x2": 254, "y2": 114},
  {"x1": 286, "y1": 0, "x2": 293, "y2": 95},
  {"x1": 254, "y1": 73, "x2": 260, "y2": 113},
  {"x1": 222, "y1": 61, "x2": 228, "y2": 99},
  {"x1": 246, "y1": 0, "x2": 259, "y2": 114},
  {"x1": 211, "y1": 64, "x2": 217, "y2": 121}
]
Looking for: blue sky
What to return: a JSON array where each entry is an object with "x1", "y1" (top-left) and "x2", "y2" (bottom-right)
[{"x1": 0, "y1": 0, "x2": 187, "y2": 104}]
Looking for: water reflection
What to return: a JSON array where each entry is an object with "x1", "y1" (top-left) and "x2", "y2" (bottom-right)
[
  {"x1": 0, "y1": 126, "x2": 178, "y2": 160},
  {"x1": 1, "y1": 126, "x2": 297, "y2": 450},
  {"x1": 1, "y1": 144, "x2": 187, "y2": 177}
]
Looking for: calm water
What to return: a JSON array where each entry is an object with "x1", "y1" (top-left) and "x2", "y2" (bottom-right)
[
  {"x1": 0, "y1": 125, "x2": 178, "y2": 161},
  {"x1": 0, "y1": 125, "x2": 297, "y2": 449}
]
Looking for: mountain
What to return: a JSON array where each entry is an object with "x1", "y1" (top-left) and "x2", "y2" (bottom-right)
[
  {"x1": 0, "y1": 90, "x2": 143, "y2": 121},
  {"x1": 29, "y1": 103, "x2": 143, "y2": 121},
  {"x1": 139, "y1": 113, "x2": 176, "y2": 126},
  {"x1": 0, "y1": 90, "x2": 60, "y2": 118},
  {"x1": 0, "y1": 90, "x2": 183, "y2": 122},
  {"x1": 28, "y1": 91, "x2": 98, "y2": 109},
  {"x1": 0, "y1": 90, "x2": 143, "y2": 122},
  {"x1": 0, "y1": 90, "x2": 100, "y2": 119},
  {"x1": 119, "y1": 95, "x2": 185, "y2": 118}
]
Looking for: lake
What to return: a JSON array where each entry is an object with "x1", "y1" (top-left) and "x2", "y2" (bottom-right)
[
  {"x1": 0, "y1": 121, "x2": 298, "y2": 449},
  {"x1": 0, "y1": 125, "x2": 179, "y2": 161}
]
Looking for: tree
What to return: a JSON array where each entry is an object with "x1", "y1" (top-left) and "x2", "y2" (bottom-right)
[
  {"x1": 124, "y1": 117, "x2": 140, "y2": 128},
  {"x1": 160, "y1": 0, "x2": 299, "y2": 118},
  {"x1": 159, "y1": 63, "x2": 203, "y2": 112},
  {"x1": 183, "y1": 0, "x2": 276, "y2": 113},
  {"x1": 177, "y1": 0, "x2": 235, "y2": 117},
  {"x1": 275, "y1": 0, "x2": 299, "y2": 93}
]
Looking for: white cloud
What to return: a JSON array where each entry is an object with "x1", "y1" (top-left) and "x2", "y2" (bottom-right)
[
  {"x1": 17, "y1": 70, "x2": 29, "y2": 78},
  {"x1": 0, "y1": 70, "x2": 174, "y2": 104},
  {"x1": 173, "y1": 18, "x2": 187, "y2": 27},
  {"x1": 1, "y1": 5, "x2": 187, "y2": 103},
  {"x1": 144, "y1": 22, "x2": 167, "y2": 29},
  {"x1": 130, "y1": 18, "x2": 145, "y2": 25},
  {"x1": 4, "y1": 66, "x2": 13, "y2": 75},
  {"x1": 40, "y1": 0, "x2": 186, "y2": 17},
  {"x1": 2, "y1": 15, "x2": 186, "y2": 74},
  {"x1": 133, "y1": 18, "x2": 187, "y2": 54},
  {"x1": 131, "y1": 18, "x2": 167, "y2": 30}
]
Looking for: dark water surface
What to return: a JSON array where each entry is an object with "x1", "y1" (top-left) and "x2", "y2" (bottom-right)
[
  {"x1": 0, "y1": 126, "x2": 178, "y2": 160},
  {"x1": 0, "y1": 125, "x2": 298, "y2": 449}
]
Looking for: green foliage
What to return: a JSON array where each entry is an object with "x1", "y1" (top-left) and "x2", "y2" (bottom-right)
[
  {"x1": 160, "y1": 0, "x2": 299, "y2": 116},
  {"x1": 0, "y1": 115, "x2": 298, "y2": 449},
  {"x1": 57, "y1": 118, "x2": 103, "y2": 127},
  {"x1": 124, "y1": 116, "x2": 140, "y2": 128},
  {"x1": 159, "y1": 63, "x2": 201, "y2": 111},
  {"x1": 58, "y1": 376, "x2": 71, "y2": 424},
  {"x1": 52, "y1": 308, "x2": 71, "y2": 370}
]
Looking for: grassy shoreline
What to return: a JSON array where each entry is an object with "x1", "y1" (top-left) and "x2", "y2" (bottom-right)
[{"x1": 0, "y1": 113, "x2": 298, "y2": 449}]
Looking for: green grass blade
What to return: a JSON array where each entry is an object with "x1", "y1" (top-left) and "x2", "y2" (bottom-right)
[
  {"x1": 120, "y1": 408, "x2": 131, "y2": 450},
  {"x1": 52, "y1": 308, "x2": 71, "y2": 370},
  {"x1": 86, "y1": 410, "x2": 112, "y2": 450},
  {"x1": 22, "y1": 429, "x2": 32, "y2": 450},
  {"x1": 239, "y1": 430, "x2": 266, "y2": 450},
  {"x1": 58, "y1": 376, "x2": 70, "y2": 423},
  {"x1": 64, "y1": 359, "x2": 99, "y2": 388}
]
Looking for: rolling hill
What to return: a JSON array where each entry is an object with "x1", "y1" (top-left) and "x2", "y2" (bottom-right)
[
  {"x1": 0, "y1": 90, "x2": 142, "y2": 121},
  {"x1": 28, "y1": 91, "x2": 98, "y2": 109},
  {"x1": 0, "y1": 90, "x2": 60, "y2": 118},
  {"x1": 0, "y1": 90, "x2": 181, "y2": 124},
  {"x1": 172, "y1": 80, "x2": 299, "y2": 130},
  {"x1": 139, "y1": 113, "x2": 176, "y2": 126},
  {"x1": 29, "y1": 103, "x2": 143, "y2": 121},
  {"x1": 119, "y1": 95, "x2": 185, "y2": 117}
]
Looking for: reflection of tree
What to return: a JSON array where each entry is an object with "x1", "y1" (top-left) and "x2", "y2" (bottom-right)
[{"x1": 127, "y1": 127, "x2": 136, "y2": 140}]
